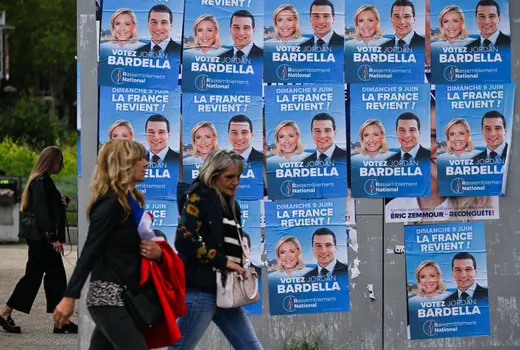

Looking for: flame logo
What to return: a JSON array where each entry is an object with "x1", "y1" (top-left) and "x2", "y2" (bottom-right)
[
  {"x1": 449, "y1": 67, "x2": 455, "y2": 80},
  {"x1": 369, "y1": 181, "x2": 375, "y2": 193},
  {"x1": 282, "y1": 295, "x2": 297, "y2": 312},
  {"x1": 451, "y1": 178, "x2": 464, "y2": 194},
  {"x1": 117, "y1": 70, "x2": 122, "y2": 82},
  {"x1": 287, "y1": 298, "x2": 293, "y2": 309},
  {"x1": 282, "y1": 65, "x2": 288, "y2": 79},
  {"x1": 363, "y1": 66, "x2": 369, "y2": 80},
  {"x1": 111, "y1": 68, "x2": 125, "y2": 85},
  {"x1": 429, "y1": 322, "x2": 434, "y2": 334},
  {"x1": 200, "y1": 75, "x2": 206, "y2": 89},
  {"x1": 456, "y1": 179, "x2": 461, "y2": 192},
  {"x1": 364, "y1": 179, "x2": 377, "y2": 195},
  {"x1": 286, "y1": 182, "x2": 291, "y2": 194},
  {"x1": 281, "y1": 180, "x2": 296, "y2": 197}
]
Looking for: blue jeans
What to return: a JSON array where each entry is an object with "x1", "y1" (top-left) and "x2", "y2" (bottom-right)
[{"x1": 169, "y1": 288, "x2": 263, "y2": 350}]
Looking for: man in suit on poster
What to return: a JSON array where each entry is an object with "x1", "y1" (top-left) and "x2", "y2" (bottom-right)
[
  {"x1": 387, "y1": 112, "x2": 430, "y2": 164},
  {"x1": 466, "y1": 0, "x2": 510, "y2": 50},
  {"x1": 228, "y1": 114, "x2": 263, "y2": 163},
  {"x1": 472, "y1": 110, "x2": 508, "y2": 163},
  {"x1": 380, "y1": 0, "x2": 425, "y2": 50},
  {"x1": 219, "y1": 10, "x2": 263, "y2": 61},
  {"x1": 304, "y1": 113, "x2": 347, "y2": 164},
  {"x1": 305, "y1": 228, "x2": 348, "y2": 278},
  {"x1": 136, "y1": 4, "x2": 181, "y2": 56},
  {"x1": 445, "y1": 252, "x2": 488, "y2": 304},
  {"x1": 144, "y1": 114, "x2": 180, "y2": 165},
  {"x1": 299, "y1": 0, "x2": 344, "y2": 51}
]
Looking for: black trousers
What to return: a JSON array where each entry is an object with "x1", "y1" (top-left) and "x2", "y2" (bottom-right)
[
  {"x1": 88, "y1": 306, "x2": 148, "y2": 350},
  {"x1": 7, "y1": 239, "x2": 67, "y2": 314}
]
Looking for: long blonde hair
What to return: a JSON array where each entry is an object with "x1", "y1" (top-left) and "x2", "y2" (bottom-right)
[
  {"x1": 108, "y1": 120, "x2": 135, "y2": 140},
  {"x1": 190, "y1": 121, "x2": 219, "y2": 157},
  {"x1": 109, "y1": 8, "x2": 139, "y2": 43},
  {"x1": 193, "y1": 14, "x2": 222, "y2": 48},
  {"x1": 444, "y1": 118, "x2": 474, "y2": 153},
  {"x1": 88, "y1": 140, "x2": 146, "y2": 217},
  {"x1": 358, "y1": 119, "x2": 389, "y2": 155},
  {"x1": 353, "y1": 5, "x2": 383, "y2": 41},
  {"x1": 438, "y1": 5, "x2": 468, "y2": 41},
  {"x1": 275, "y1": 236, "x2": 305, "y2": 272},
  {"x1": 272, "y1": 4, "x2": 302, "y2": 40},
  {"x1": 274, "y1": 120, "x2": 304, "y2": 156},
  {"x1": 20, "y1": 146, "x2": 63, "y2": 211},
  {"x1": 414, "y1": 260, "x2": 446, "y2": 296},
  {"x1": 197, "y1": 149, "x2": 244, "y2": 217}
]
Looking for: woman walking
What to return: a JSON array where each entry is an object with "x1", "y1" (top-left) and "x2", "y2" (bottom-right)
[
  {"x1": 0, "y1": 146, "x2": 76, "y2": 334},
  {"x1": 171, "y1": 149, "x2": 263, "y2": 350},
  {"x1": 53, "y1": 140, "x2": 164, "y2": 349}
]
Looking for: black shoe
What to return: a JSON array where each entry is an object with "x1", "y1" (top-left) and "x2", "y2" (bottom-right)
[
  {"x1": 0, "y1": 314, "x2": 22, "y2": 333},
  {"x1": 53, "y1": 321, "x2": 78, "y2": 334}
]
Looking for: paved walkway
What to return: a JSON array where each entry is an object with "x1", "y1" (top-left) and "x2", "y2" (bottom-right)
[{"x1": 0, "y1": 243, "x2": 78, "y2": 350}]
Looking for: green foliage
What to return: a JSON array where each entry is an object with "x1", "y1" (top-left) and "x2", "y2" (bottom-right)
[
  {"x1": 1, "y1": 92, "x2": 64, "y2": 148},
  {"x1": 281, "y1": 333, "x2": 324, "y2": 350}
]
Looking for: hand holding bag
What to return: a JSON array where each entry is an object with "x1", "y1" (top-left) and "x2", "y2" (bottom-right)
[{"x1": 216, "y1": 213, "x2": 260, "y2": 308}]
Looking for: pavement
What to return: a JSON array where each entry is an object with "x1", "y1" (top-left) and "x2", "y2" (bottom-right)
[{"x1": 0, "y1": 243, "x2": 79, "y2": 350}]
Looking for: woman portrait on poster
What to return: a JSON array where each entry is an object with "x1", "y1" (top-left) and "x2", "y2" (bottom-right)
[
  {"x1": 345, "y1": 5, "x2": 389, "y2": 48},
  {"x1": 438, "y1": 118, "x2": 480, "y2": 160},
  {"x1": 431, "y1": 5, "x2": 473, "y2": 48},
  {"x1": 184, "y1": 121, "x2": 220, "y2": 169},
  {"x1": 267, "y1": 120, "x2": 310, "y2": 164},
  {"x1": 108, "y1": 120, "x2": 135, "y2": 141},
  {"x1": 185, "y1": 14, "x2": 226, "y2": 56},
  {"x1": 269, "y1": 236, "x2": 312, "y2": 278},
  {"x1": 408, "y1": 260, "x2": 451, "y2": 304},
  {"x1": 352, "y1": 119, "x2": 395, "y2": 161},
  {"x1": 270, "y1": 4, "x2": 304, "y2": 44},
  {"x1": 100, "y1": 8, "x2": 144, "y2": 51}
]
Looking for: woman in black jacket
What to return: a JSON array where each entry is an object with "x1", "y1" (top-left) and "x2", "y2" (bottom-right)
[
  {"x1": 170, "y1": 150, "x2": 262, "y2": 350},
  {"x1": 53, "y1": 140, "x2": 163, "y2": 349},
  {"x1": 0, "y1": 146, "x2": 76, "y2": 334}
]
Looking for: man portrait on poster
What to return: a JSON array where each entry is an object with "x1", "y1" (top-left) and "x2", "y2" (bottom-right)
[
  {"x1": 299, "y1": 0, "x2": 344, "y2": 51},
  {"x1": 472, "y1": 110, "x2": 508, "y2": 162},
  {"x1": 466, "y1": 0, "x2": 510, "y2": 50},
  {"x1": 136, "y1": 4, "x2": 181, "y2": 55},
  {"x1": 445, "y1": 252, "x2": 488, "y2": 304},
  {"x1": 219, "y1": 10, "x2": 263, "y2": 60},
  {"x1": 305, "y1": 228, "x2": 348, "y2": 278},
  {"x1": 228, "y1": 114, "x2": 263, "y2": 163},
  {"x1": 380, "y1": 0, "x2": 425, "y2": 50},
  {"x1": 144, "y1": 114, "x2": 179, "y2": 164},
  {"x1": 387, "y1": 112, "x2": 430, "y2": 164},
  {"x1": 304, "y1": 113, "x2": 347, "y2": 163}
]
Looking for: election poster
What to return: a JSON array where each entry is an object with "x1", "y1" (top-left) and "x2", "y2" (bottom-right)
[
  {"x1": 263, "y1": 0, "x2": 345, "y2": 84},
  {"x1": 436, "y1": 83, "x2": 515, "y2": 197},
  {"x1": 182, "y1": 92, "x2": 264, "y2": 200},
  {"x1": 98, "y1": 86, "x2": 181, "y2": 199},
  {"x1": 265, "y1": 199, "x2": 350, "y2": 316},
  {"x1": 265, "y1": 85, "x2": 348, "y2": 200},
  {"x1": 238, "y1": 200, "x2": 264, "y2": 315},
  {"x1": 145, "y1": 200, "x2": 178, "y2": 244},
  {"x1": 98, "y1": 0, "x2": 184, "y2": 89},
  {"x1": 430, "y1": 0, "x2": 511, "y2": 84},
  {"x1": 344, "y1": 0, "x2": 426, "y2": 83},
  {"x1": 350, "y1": 84, "x2": 431, "y2": 198},
  {"x1": 405, "y1": 222, "x2": 490, "y2": 339},
  {"x1": 182, "y1": 0, "x2": 263, "y2": 95}
]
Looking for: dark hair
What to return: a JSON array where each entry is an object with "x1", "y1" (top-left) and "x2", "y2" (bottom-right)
[
  {"x1": 242, "y1": 231, "x2": 251, "y2": 248},
  {"x1": 312, "y1": 228, "x2": 337, "y2": 246},
  {"x1": 391, "y1": 0, "x2": 416, "y2": 18},
  {"x1": 228, "y1": 114, "x2": 253, "y2": 133},
  {"x1": 481, "y1": 110, "x2": 506, "y2": 129},
  {"x1": 310, "y1": 0, "x2": 335, "y2": 17},
  {"x1": 153, "y1": 229, "x2": 167, "y2": 241},
  {"x1": 148, "y1": 4, "x2": 173, "y2": 24},
  {"x1": 230, "y1": 10, "x2": 255, "y2": 29},
  {"x1": 145, "y1": 114, "x2": 170, "y2": 133},
  {"x1": 476, "y1": 0, "x2": 500, "y2": 17},
  {"x1": 311, "y1": 113, "x2": 336, "y2": 131},
  {"x1": 452, "y1": 252, "x2": 477, "y2": 270},
  {"x1": 396, "y1": 112, "x2": 421, "y2": 130}
]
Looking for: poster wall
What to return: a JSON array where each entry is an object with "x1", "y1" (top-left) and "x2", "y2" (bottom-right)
[
  {"x1": 344, "y1": 0, "x2": 426, "y2": 83},
  {"x1": 182, "y1": 0, "x2": 263, "y2": 95},
  {"x1": 265, "y1": 199, "x2": 350, "y2": 316},
  {"x1": 265, "y1": 85, "x2": 348, "y2": 200},
  {"x1": 98, "y1": 0, "x2": 184, "y2": 89},
  {"x1": 405, "y1": 222, "x2": 490, "y2": 339},
  {"x1": 239, "y1": 200, "x2": 264, "y2": 315},
  {"x1": 145, "y1": 200, "x2": 178, "y2": 243},
  {"x1": 98, "y1": 86, "x2": 181, "y2": 199},
  {"x1": 436, "y1": 83, "x2": 515, "y2": 197},
  {"x1": 263, "y1": 0, "x2": 345, "y2": 84},
  {"x1": 182, "y1": 92, "x2": 264, "y2": 200},
  {"x1": 350, "y1": 84, "x2": 431, "y2": 198},
  {"x1": 430, "y1": 0, "x2": 511, "y2": 84}
]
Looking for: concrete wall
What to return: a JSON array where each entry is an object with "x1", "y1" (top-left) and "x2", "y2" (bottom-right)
[{"x1": 77, "y1": 0, "x2": 520, "y2": 348}]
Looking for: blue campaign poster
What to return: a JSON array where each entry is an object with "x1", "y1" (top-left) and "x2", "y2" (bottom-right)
[
  {"x1": 239, "y1": 200, "x2": 264, "y2": 315},
  {"x1": 265, "y1": 199, "x2": 349, "y2": 316},
  {"x1": 350, "y1": 84, "x2": 431, "y2": 198},
  {"x1": 98, "y1": 0, "x2": 184, "y2": 89},
  {"x1": 265, "y1": 85, "x2": 348, "y2": 200},
  {"x1": 405, "y1": 222, "x2": 490, "y2": 340},
  {"x1": 430, "y1": 0, "x2": 511, "y2": 84},
  {"x1": 182, "y1": 0, "x2": 263, "y2": 95},
  {"x1": 145, "y1": 200, "x2": 178, "y2": 244},
  {"x1": 344, "y1": 0, "x2": 425, "y2": 83},
  {"x1": 436, "y1": 83, "x2": 515, "y2": 197},
  {"x1": 98, "y1": 86, "x2": 181, "y2": 199},
  {"x1": 182, "y1": 92, "x2": 264, "y2": 200},
  {"x1": 263, "y1": 0, "x2": 345, "y2": 84}
]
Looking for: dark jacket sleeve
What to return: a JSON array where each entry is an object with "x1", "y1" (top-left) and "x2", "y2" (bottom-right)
[
  {"x1": 63, "y1": 194, "x2": 123, "y2": 298},
  {"x1": 31, "y1": 178, "x2": 59, "y2": 242},
  {"x1": 175, "y1": 191, "x2": 227, "y2": 270}
]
